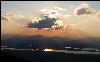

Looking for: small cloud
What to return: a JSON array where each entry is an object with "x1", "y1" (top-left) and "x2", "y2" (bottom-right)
[
  {"x1": 66, "y1": 24, "x2": 78, "y2": 30},
  {"x1": 74, "y1": 3, "x2": 95, "y2": 16},
  {"x1": 1, "y1": 12, "x2": 25, "y2": 23},
  {"x1": 78, "y1": 20, "x2": 88, "y2": 24},
  {"x1": 6, "y1": 12, "x2": 16, "y2": 17},
  {"x1": 65, "y1": 14, "x2": 71, "y2": 18},
  {"x1": 18, "y1": 24, "x2": 27, "y2": 28},
  {"x1": 18, "y1": 24, "x2": 21, "y2": 26},
  {"x1": 94, "y1": 10, "x2": 100, "y2": 22},
  {"x1": 54, "y1": 7, "x2": 66, "y2": 11},
  {"x1": 1, "y1": 12, "x2": 16, "y2": 22},
  {"x1": 96, "y1": 10, "x2": 100, "y2": 18},
  {"x1": 66, "y1": 20, "x2": 88, "y2": 30},
  {"x1": 1, "y1": 15, "x2": 9, "y2": 21},
  {"x1": 1, "y1": 15, "x2": 12, "y2": 23},
  {"x1": 17, "y1": 15, "x2": 25, "y2": 18}
]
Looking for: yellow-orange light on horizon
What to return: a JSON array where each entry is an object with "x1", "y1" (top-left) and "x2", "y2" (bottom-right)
[
  {"x1": 65, "y1": 47, "x2": 72, "y2": 48},
  {"x1": 44, "y1": 49, "x2": 54, "y2": 51}
]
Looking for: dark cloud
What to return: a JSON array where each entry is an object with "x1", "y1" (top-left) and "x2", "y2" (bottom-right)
[
  {"x1": 1, "y1": 16, "x2": 9, "y2": 21},
  {"x1": 74, "y1": 3, "x2": 95, "y2": 16},
  {"x1": 66, "y1": 24, "x2": 77, "y2": 30},
  {"x1": 27, "y1": 15, "x2": 64, "y2": 30},
  {"x1": 1, "y1": 15, "x2": 13, "y2": 22}
]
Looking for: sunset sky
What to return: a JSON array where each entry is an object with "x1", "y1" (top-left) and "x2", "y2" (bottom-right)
[{"x1": 1, "y1": 1, "x2": 100, "y2": 38}]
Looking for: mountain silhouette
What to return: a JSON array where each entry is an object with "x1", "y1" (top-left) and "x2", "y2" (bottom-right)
[{"x1": 1, "y1": 34, "x2": 100, "y2": 49}]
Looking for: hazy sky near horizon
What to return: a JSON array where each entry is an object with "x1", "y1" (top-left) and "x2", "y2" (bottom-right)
[{"x1": 1, "y1": 1, "x2": 100, "y2": 38}]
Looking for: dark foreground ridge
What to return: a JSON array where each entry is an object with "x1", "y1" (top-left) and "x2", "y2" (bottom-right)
[
  {"x1": 1, "y1": 50, "x2": 100, "y2": 62},
  {"x1": 0, "y1": 51, "x2": 30, "y2": 62}
]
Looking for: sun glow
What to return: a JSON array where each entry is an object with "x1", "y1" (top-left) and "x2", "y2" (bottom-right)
[{"x1": 44, "y1": 49, "x2": 54, "y2": 51}]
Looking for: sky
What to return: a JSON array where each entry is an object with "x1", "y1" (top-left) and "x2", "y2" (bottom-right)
[{"x1": 1, "y1": 1, "x2": 100, "y2": 38}]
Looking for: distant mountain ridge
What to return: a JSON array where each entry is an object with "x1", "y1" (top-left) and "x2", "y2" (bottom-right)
[{"x1": 1, "y1": 34, "x2": 100, "y2": 49}]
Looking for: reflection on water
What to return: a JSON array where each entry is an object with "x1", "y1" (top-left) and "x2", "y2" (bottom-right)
[
  {"x1": 1, "y1": 47, "x2": 100, "y2": 55},
  {"x1": 55, "y1": 50, "x2": 65, "y2": 52},
  {"x1": 1, "y1": 45, "x2": 100, "y2": 55}
]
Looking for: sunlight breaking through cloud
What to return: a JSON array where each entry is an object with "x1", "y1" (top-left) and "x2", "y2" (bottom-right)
[{"x1": 27, "y1": 7, "x2": 67, "y2": 31}]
